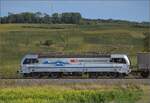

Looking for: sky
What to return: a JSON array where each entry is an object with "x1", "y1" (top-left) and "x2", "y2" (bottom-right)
[{"x1": 0, "y1": 0, "x2": 150, "y2": 22}]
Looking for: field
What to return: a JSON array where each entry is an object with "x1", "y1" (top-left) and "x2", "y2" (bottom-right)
[
  {"x1": 0, "y1": 23, "x2": 149, "y2": 78},
  {"x1": 0, "y1": 85, "x2": 143, "y2": 103},
  {"x1": 0, "y1": 80, "x2": 147, "y2": 103}
]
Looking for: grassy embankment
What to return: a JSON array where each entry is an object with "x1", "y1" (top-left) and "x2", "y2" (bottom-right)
[
  {"x1": 0, "y1": 84, "x2": 144, "y2": 103},
  {"x1": 0, "y1": 23, "x2": 149, "y2": 78},
  {"x1": 0, "y1": 79, "x2": 149, "y2": 103}
]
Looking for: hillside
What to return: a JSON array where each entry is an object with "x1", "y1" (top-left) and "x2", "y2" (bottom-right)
[{"x1": 0, "y1": 23, "x2": 149, "y2": 78}]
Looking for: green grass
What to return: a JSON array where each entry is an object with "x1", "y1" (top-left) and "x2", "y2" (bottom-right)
[
  {"x1": 0, "y1": 23, "x2": 149, "y2": 78},
  {"x1": 0, "y1": 85, "x2": 143, "y2": 103}
]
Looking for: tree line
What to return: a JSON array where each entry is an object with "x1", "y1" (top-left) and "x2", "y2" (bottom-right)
[
  {"x1": 0, "y1": 12, "x2": 150, "y2": 25},
  {"x1": 0, "y1": 12, "x2": 82, "y2": 24}
]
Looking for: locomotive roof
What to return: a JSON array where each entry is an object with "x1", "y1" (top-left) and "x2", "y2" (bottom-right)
[
  {"x1": 37, "y1": 52, "x2": 111, "y2": 58},
  {"x1": 24, "y1": 52, "x2": 127, "y2": 58}
]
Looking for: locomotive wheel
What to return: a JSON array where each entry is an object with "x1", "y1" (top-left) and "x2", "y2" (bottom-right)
[
  {"x1": 22, "y1": 73, "x2": 30, "y2": 78},
  {"x1": 110, "y1": 72, "x2": 120, "y2": 78},
  {"x1": 89, "y1": 72, "x2": 98, "y2": 78},
  {"x1": 31, "y1": 73, "x2": 41, "y2": 79},
  {"x1": 141, "y1": 70, "x2": 149, "y2": 78},
  {"x1": 49, "y1": 72, "x2": 60, "y2": 79},
  {"x1": 118, "y1": 73, "x2": 126, "y2": 79}
]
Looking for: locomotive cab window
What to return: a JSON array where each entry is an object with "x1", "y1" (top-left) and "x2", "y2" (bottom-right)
[
  {"x1": 23, "y1": 58, "x2": 38, "y2": 64},
  {"x1": 110, "y1": 58, "x2": 126, "y2": 64}
]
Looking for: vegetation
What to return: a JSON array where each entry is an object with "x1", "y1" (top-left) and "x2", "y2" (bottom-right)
[
  {"x1": 0, "y1": 19, "x2": 149, "y2": 78},
  {"x1": 0, "y1": 12, "x2": 150, "y2": 78},
  {"x1": 0, "y1": 11, "x2": 149, "y2": 103},
  {"x1": 0, "y1": 12, "x2": 82, "y2": 24},
  {"x1": 143, "y1": 32, "x2": 150, "y2": 52},
  {"x1": 42, "y1": 39, "x2": 54, "y2": 47},
  {"x1": 1, "y1": 12, "x2": 150, "y2": 26},
  {"x1": 0, "y1": 84, "x2": 143, "y2": 103}
]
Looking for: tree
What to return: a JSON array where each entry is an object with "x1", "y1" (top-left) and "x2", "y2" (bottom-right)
[
  {"x1": 0, "y1": 16, "x2": 8, "y2": 23},
  {"x1": 35, "y1": 12, "x2": 42, "y2": 23},
  {"x1": 16, "y1": 14, "x2": 24, "y2": 23},
  {"x1": 0, "y1": 12, "x2": 82, "y2": 24},
  {"x1": 61, "y1": 13, "x2": 71, "y2": 23},
  {"x1": 61, "y1": 12, "x2": 81, "y2": 24},
  {"x1": 22, "y1": 12, "x2": 34, "y2": 23},
  {"x1": 8, "y1": 12, "x2": 16, "y2": 23},
  {"x1": 43, "y1": 13, "x2": 52, "y2": 24},
  {"x1": 71, "y1": 13, "x2": 82, "y2": 24},
  {"x1": 52, "y1": 13, "x2": 61, "y2": 23}
]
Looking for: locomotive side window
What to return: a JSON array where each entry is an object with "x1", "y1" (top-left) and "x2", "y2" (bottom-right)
[
  {"x1": 23, "y1": 58, "x2": 38, "y2": 64},
  {"x1": 31, "y1": 59, "x2": 39, "y2": 64},
  {"x1": 110, "y1": 58, "x2": 126, "y2": 64}
]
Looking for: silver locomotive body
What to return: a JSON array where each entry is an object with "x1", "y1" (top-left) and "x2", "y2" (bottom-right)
[{"x1": 20, "y1": 53, "x2": 131, "y2": 78}]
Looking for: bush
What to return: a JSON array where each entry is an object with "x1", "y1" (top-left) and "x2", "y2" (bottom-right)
[{"x1": 43, "y1": 40, "x2": 53, "y2": 46}]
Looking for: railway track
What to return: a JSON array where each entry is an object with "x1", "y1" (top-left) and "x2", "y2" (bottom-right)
[{"x1": 0, "y1": 79, "x2": 150, "y2": 86}]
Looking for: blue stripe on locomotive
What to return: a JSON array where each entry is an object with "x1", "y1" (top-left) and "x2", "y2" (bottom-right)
[{"x1": 43, "y1": 60, "x2": 69, "y2": 66}]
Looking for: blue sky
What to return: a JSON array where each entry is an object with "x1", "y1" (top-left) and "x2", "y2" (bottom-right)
[{"x1": 0, "y1": 0, "x2": 150, "y2": 22}]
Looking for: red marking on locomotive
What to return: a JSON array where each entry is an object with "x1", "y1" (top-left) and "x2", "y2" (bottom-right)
[{"x1": 69, "y1": 58, "x2": 79, "y2": 64}]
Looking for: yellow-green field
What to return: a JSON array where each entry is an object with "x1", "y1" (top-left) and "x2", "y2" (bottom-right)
[
  {"x1": 0, "y1": 23, "x2": 149, "y2": 78},
  {"x1": 0, "y1": 79, "x2": 150, "y2": 103},
  {"x1": 0, "y1": 84, "x2": 146, "y2": 103}
]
